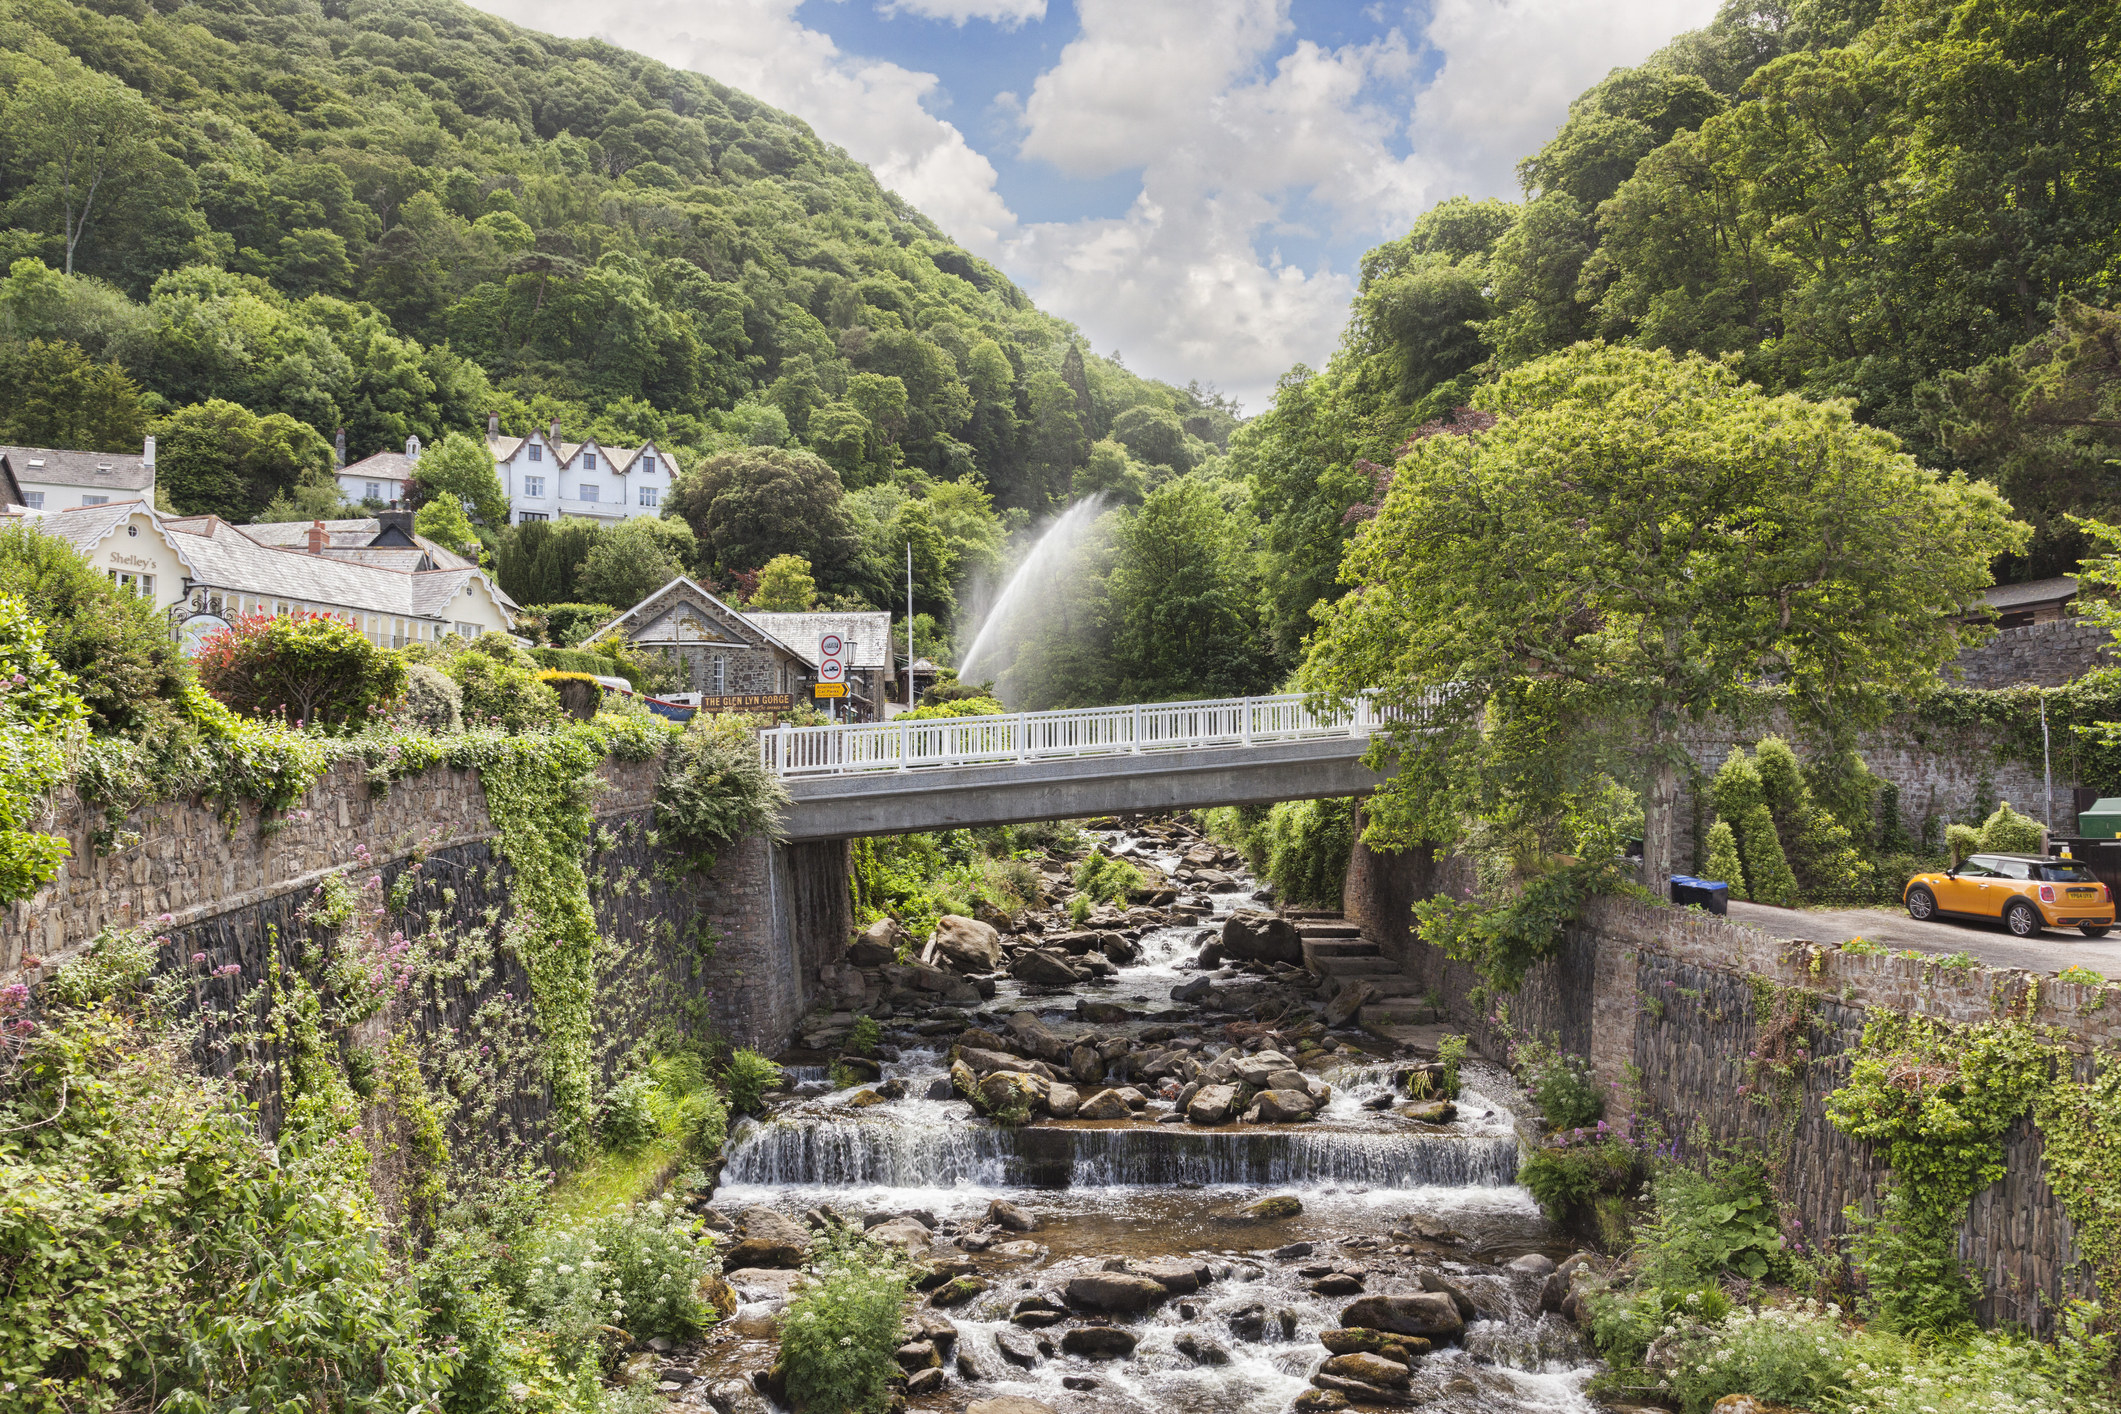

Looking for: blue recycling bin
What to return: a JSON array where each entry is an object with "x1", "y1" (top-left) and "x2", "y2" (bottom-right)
[{"x1": 1670, "y1": 874, "x2": 1730, "y2": 916}]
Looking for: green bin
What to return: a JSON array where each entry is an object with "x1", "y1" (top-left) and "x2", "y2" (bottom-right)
[{"x1": 2079, "y1": 798, "x2": 2121, "y2": 839}]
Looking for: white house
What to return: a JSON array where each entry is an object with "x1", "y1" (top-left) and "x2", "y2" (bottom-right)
[
  {"x1": 485, "y1": 414, "x2": 678, "y2": 526},
  {"x1": 15, "y1": 501, "x2": 517, "y2": 651},
  {"x1": 0, "y1": 439, "x2": 156, "y2": 513},
  {"x1": 336, "y1": 434, "x2": 421, "y2": 506}
]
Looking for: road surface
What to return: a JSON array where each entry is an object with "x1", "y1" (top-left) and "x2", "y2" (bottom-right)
[{"x1": 1726, "y1": 899, "x2": 2121, "y2": 977}]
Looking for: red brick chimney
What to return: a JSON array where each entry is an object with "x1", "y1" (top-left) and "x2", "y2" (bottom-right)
[{"x1": 307, "y1": 520, "x2": 328, "y2": 554}]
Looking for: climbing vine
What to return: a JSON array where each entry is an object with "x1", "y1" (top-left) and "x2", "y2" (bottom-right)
[{"x1": 2032, "y1": 1056, "x2": 2121, "y2": 1303}]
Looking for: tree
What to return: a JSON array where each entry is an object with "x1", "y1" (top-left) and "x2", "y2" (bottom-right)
[
  {"x1": 413, "y1": 496, "x2": 479, "y2": 556},
  {"x1": 666, "y1": 447, "x2": 858, "y2": 581},
  {"x1": 409, "y1": 431, "x2": 509, "y2": 528},
  {"x1": 152, "y1": 400, "x2": 333, "y2": 522},
  {"x1": 577, "y1": 517, "x2": 689, "y2": 607},
  {"x1": 194, "y1": 610, "x2": 406, "y2": 731},
  {"x1": 1072, "y1": 439, "x2": 1146, "y2": 504},
  {"x1": 752, "y1": 553, "x2": 816, "y2": 611},
  {"x1": 1110, "y1": 405, "x2": 1191, "y2": 474},
  {"x1": 0, "y1": 520, "x2": 190, "y2": 735},
  {"x1": 0, "y1": 337, "x2": 145, "y2": 451},
  {"x1": 5, "y1": 63, "x2": 157, "y2": 275},
  {"x1": 1305, "y1": 345, "x2": 2026, "y2": 890},
  {"x1": 1106, "y1": 478, "x2": 1269, "y2": 701}
]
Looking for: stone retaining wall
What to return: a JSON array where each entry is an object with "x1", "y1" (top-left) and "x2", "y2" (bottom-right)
[
  {"x1": 1952, "y1": 619, "x2": 2115, "y2": 691},
  {"x1": 1346, "y1": 838, "x2": 2116, "y2": 1331}
]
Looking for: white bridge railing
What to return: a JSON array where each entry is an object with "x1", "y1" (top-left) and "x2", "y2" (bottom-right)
[{"x1": 760, "y1": 692, "x2": 1392, "y2": 779}]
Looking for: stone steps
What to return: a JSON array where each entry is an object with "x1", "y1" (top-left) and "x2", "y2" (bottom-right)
[
  {"x1": 1301, "y1": 938, "x2": 1378, "y2": 959},
  {"x1": 1296, "y1": 922, "x2": 1363, "y2": 939},
  {"x1": 1314, "y1": 956, "x2": 1399, "y2": 978},
  {"x1": 1360, "y1": 1000, "x2": 1444, "y2": 1029}
]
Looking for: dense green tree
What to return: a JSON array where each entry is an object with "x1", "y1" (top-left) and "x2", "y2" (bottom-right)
[
  {"x1": 1107, "y1": 478, "x2": 1269, "y2": 701},
  {"x1": 2, "y1": 58, "x2": 157, "y2": 276},
  {"x1": 1073, "y1": 439, "x2": 1147, "y2": 504},
  {"x1": 1110, "y1": 405, "x2": 1191, "y2": 474},
  {"x1": 576, "y1": 516, "x2": 693, "y2": 607},
  {"x1": 751, "y1": 553, "x2": 816, "y2": 611},
  {"x1": 0, "y1": 520, "x2": 189, "y2": 734},
  {"x1": 1305, "y1": 344, "x2": 2025, "y2": 889},
  {"x1": 151, "y1": 399, "x2": 333, "y2": 522},
  {"x1": 0, "y1": 336, "x2": 144, "y2": 451},
  {"x1": 666, "y1": 447, "x2": 858, "y2": 583},
  {"x1": 409, "y1": 431, "x2": 509, "y2": 529}
]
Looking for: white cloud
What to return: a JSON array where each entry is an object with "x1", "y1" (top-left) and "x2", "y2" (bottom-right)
[
  {"x1": 471, "y1": 0, "x2": 1020, "y2": 253},
  {"x1": 881, "y1": 0, "x2": 1047, "y2": 24}
]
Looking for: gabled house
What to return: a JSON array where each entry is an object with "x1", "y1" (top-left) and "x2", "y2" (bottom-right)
[
  {"x1": 486, "y1": 414, "x2": 678, "y2": 526},
  {"x1": 0, "y1": 439, "x2": 156, "y2": 513},
  {"x1": 585, "y1": 578, "x2": 815, "y2": 703}
]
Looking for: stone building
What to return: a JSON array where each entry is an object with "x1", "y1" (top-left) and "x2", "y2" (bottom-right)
[
  {"x1": 585, "y1": 577, "x2": 815, "y2": 706},
  {"x1": 0, "y1": 439, "x2": 156, "y2": 512},
  {"x1": 742, "y1": 610, "x2": 893, "y2": 716}
]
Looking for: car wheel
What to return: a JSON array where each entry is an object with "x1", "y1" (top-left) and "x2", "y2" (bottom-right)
[
  {"x1": 2081, "y1": 925, "x2": 2111, "y2": 939},
  {"x1": 1905, "y1": 886, "x2": 1937, "y2": 921},
  {"x1": 2004, "y1": 900, "x2": 2041, "y2": 938}
]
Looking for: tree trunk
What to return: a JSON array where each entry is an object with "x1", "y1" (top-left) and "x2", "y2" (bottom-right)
[{"x1": 1641, "y1": 739, "x2": 1678, "y2": 894}]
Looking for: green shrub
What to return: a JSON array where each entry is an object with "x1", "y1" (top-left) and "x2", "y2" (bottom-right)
[
  {"x1": 1260, "y1": 796, "x2": 1357, "y2": 908},
  {"x1": 1711, "y1": 747, "x2": 1801, "y2": 906},
  {"x1": 847, "y1": 1015, "x2": 881, "y2": 1057},
  {"x1": 522, "y1": 1200, "x2": 715, "y2": 1346},
  {"x1": 1945, "y1": 821, "x2": 1981, "y2": 866},
  {"x1": 1513, "y1": 1036, "x2": 1605, "y2": 1130},
  {"x1": 193, "y1": 609, "x2": 407, "y2": 732},
  {"x1": 656, "y1": 713, "x2": 788, "y2": 862},
  {"x1": 423, "y1": 635, "x2": 565, "y2": 732},
  {"x1": 531, "y1": 603, "x2": 621, "y2": 648},
  {"x1": 0, "y1": 593, "x2": 86, "y2": 902},
  {"x1": 676, "y1": 1086, "x2": 730, "y2": 1160},
  {"x1": 0, "y1": 520, "x2": 191, "y2": 736},
  {"x1": 1701, "y1": 820, "x2": 1747, "y2": 900},
  {"x1": 1072, "y1": 851, "x2": 1146, "y2": 905},
  {"x1": 1976, "y1": 800, "x2": 2044, "y2": 854},
  {"x1": 1066, "y1": 893, "x2": 1093, "y2": 925},
  {"x1": 779, "y1": 1237, "x2": 911, "y2": 1414},
  {"x1": 599, "y1": 1072, "x2": 661, "y2": 1153},
  {"x1": 1755, "y1": 736, "x2": 1871, "y2": 901},
  {"x1": 1437, "y1": 1033, "x2": 1468, "y2": 1099},
  {"x1": 533, "y1": 644, "x2": 641, "y2": 688},
  {"x1": 1641, "y1": 1300, "x2": 1855, "y2": 1414},
  {"x1": 1638, "y1": 1158, "x2": 1786, "y2": 1285},
  {"x1": 1519, "y1": 1135, "x2": 1644, "y2": 1235},
  {"x1": 400, "y1": 662, "x2": 463, "y2": 732},
  {"x1": 722, "y1": 1048, "x2": 782, "y2": 1116}
]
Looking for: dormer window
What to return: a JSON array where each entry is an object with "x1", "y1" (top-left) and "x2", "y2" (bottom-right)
[
  {"x1": 528, "y1": 444, "x2": 542, "y2": 463},
  {"x1": 582, "y1": 452, "x2": 598, "y2": 470}
]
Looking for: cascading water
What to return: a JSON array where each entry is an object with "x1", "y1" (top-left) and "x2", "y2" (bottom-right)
[
  {"x1": 957, "y1": 494, "x2": 1108, "y2": 697},
  {"x1": 699, "y1": 821, "x2": 1599, "y2": 1414}
]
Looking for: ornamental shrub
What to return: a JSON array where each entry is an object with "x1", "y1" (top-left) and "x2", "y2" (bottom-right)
[
  {"x1": 1701, "y1": 821, "x2": 1747, "y2": 900},
  {"x1": 1976, "y1": 800, "x2": 2044, "y2": 854},
  {"x1": 1710, "y1": 747, "x2": 1800, "y2": 906},
  {"x1": 195, "y1": 609, "x2": 406, "y2": 731},
  {"x1": 656, "y1": 713, "x2": 788, "y2": 860},
  {"x1": 779, "y1": 1235, "x2": 911, "y2": 1414},
  {"x1": 0, "y1": 594, "x2": 86, "y2": 902},
  {"x1": 429, "y1": 634, "x2": 564, "y2": 732},
  {"x1": 1946, "y1": 822, "x2": 1981, "y2": 866},
  {"x1": 399, "y1": 662, "x2": 462, "y2": 732},
  {"x1": 1755, "y1": 736, "x2": 1870, "y2": 901}
]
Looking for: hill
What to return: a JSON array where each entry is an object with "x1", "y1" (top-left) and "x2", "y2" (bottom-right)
[{"x1": 0, "y1": 0, "x2": 1231, "y2": 530}]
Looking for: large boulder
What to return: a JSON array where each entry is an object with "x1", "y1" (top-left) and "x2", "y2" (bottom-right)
[
  {"x1": 1221, "y1": 910, "x2": 1302, "y2": 964},
  {"x1": 1321, "y1": 1353, "x2": 1412, "y2": 1389},
  {"x1": 1012, "y1": 951, "x2": 1083, "y2": 986},
  {"x1": 958, "y1": 1045, "x2": 1053, "y2": 1079},
  {"x1": 1248, "y1": 1089, "x2": 1319, "y2": 1123},
  {"x1": 866, "y1": 1218, "x2": 933, "y2": 1255},
  {"x1": 1186, "y1": 1084, "x2": 1240, "y2": 1126},
  {"x1": 932, "y1": 915, "x2": 1005, "y2": 972},
  {"x1": 1231, "y1": 1050, "x2": 1297, "y2": 1087},
  {"x1": 1069, "y1": 1044, "x2": 1106, "y2": 1086},
  {"x1": 1131, "y1": 1258, "x2": 1211, "y2": 1295},
  {"x1": 1064, "y1": 1272, "x2": 1169, "y2": 1313},
  {"x1": 725, "y1": 1207, "x2": 809, "y2": 1269},
  {"x1": 987, "y1": 1198, "x2": 1040, "y2": 1232},
  {"x1": 1077, "y1": 1088, "x2": 1133, "y2": 1120},
  {"x1": 1060, "y1": 1326, "x2": 1139, "y2": 1359},
  {"x1": 1339, "y1": 1293, "x2": 1465, "y2": 1341},
  {"x1": 1006, "y1": 1012, "x2": 1071, "y2": 1063},
  {"x1": 978, "y1": 1070, "x2": 1049, "y2": 1115},
  {"x1": 1045, "y1": 1083, "x2": 1081, "y2": 1118},
  {"x1": 849, "y1": 918, "x2": 905, "y2": 966}
]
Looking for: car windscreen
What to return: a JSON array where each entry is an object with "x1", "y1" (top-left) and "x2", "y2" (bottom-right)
[{"x1": 2038, "y1": 864, "x2": 2100, "y2": 883}]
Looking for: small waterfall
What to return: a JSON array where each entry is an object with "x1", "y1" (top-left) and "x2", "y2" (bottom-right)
[
  {"x1": 721, "y1": 1112, "x2": 1520, "y2": 1191},
  {"x1": 957, "y1": 495, "x2": 1108, "y2": 693}
]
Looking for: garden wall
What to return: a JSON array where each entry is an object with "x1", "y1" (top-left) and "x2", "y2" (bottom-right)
[
  {"x1": 2, "y1": 757, "x2": 851, "y2": 1142},
  {"x1": 1346, "y1": 839, "x2": 2118, "y2": 1332}
]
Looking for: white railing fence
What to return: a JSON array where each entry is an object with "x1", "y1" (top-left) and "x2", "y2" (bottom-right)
[{"x1": 760, "y1": 691, "x2": 1402, "y2": 778}]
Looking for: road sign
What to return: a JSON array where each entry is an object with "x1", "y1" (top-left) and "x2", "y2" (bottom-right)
[
  {"x1": 818, "y1": 658, "x2": 846, "y2": 683},
  {"x1": 818, "y1": 632, "x2": 844, "y2": 658},
  {"x1": 813, "y1": 682, "x2": 846, "y2": 698}
]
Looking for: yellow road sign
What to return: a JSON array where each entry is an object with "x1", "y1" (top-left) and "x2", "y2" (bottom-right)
[{"x1": 812, "y1": 683, "x2": 847, "y2": 698}]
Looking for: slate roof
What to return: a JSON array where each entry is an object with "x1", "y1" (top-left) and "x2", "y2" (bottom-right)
[
  {"x1": 743, "y1": 611, "x2": 893, "y2": 669},
  {"x1": 28, "y1": 501, "x2": 149, "y2": 557},
  {"x1": 339, "y1": 450, "x2": 419, "y2": 484},
  {"x1": 587, "y1": 577, "x2": 804, "y2": 660},
  {"x1": 238, "y1": 517, "x2": 481, "y2": 573},
  {"x1": 1983, "y1": 576, "x2": 2077, "y2": 612},
  {"x1": 486, "y1": 433, "x2": 676, "y2": 476},
  {"x1": 0, "y1": 444, "x2": 154, "y2": 491}
]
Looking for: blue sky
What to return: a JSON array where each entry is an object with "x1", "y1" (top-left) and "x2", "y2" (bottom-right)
[{"x1": 478, "y1": 0, "x2": 1718, "y2": 408}]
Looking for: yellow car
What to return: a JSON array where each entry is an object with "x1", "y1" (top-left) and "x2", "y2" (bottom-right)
[{"x1": 1904, "y1": 852, "x2": 2114, "y2": 938}]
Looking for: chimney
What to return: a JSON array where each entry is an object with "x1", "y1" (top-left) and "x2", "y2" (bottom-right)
[
  {"x1": 405, "y1": 434, "x2": 422, "y2": 463},
  {"x1": 487, "y1": 411, "x2": 500, "y2": 438},
  {"x1": 334, "y1": 427, "x2": 346, "y2": 468},
  {"x1": 142, "y1": 434, "x2": 156, "y2": 470},
  {"x1": 376, "y1": 507, "x2": 415, "y2": 542},
  {"x1": 306, "y1": 520, "x2": 328, "y2": 555},
  {"x1": 549, "y1": 417, "x2": 562, "y2": 445}
]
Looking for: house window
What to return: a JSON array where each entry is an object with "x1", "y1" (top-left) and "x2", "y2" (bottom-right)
[
  {"x1": 82, "y1": 495, "x2": 108, "y2": 507},
  {"x1": 364, "y1": 481, "x2": 382, "y2": 500},
  {"x1": 713, "y1": 655, "x2": 727, "y2": 694},
  {"x1": 22, "y1": 492, "x2": 42, "y2": 510},
  {"x1": 528, "y1": 444, "x2": 542, "y2": 462},
  {"x1": 582, "y1": 452, "x2": 598, "y2": 470},
  {"x1": 579, "y1": 484, "x2": 600, "y2": 502},
  {"x1": 638, "y1": 486, "x2": 659, "y2": 507},
  {"x1": 641, "y1": 455, "x2": 657, "y2": 474},
  {"x1": 518, "y1": 511, "x2": 548, "y2": 523},
  {"x1": 525, "y1": 476, "x2": 545, "y2": 497},
  {"x1": 107, "y1": 570, "x2": 153, "y2": 597},
  {"x1": 457, "y1": 622, "x2": 481, "y2": 638}
]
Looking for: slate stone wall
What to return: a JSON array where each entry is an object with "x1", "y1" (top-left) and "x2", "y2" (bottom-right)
[
  {"x1": 1346, "y1": 850, "x2": 2117, "y2": 1332},
  {"x1": 1952, "y1": 619, "x2": 2114, "y2": 691}
]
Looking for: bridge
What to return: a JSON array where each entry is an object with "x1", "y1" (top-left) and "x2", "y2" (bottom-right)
[{"x1": 761, "y1": 693, "x2": 1399, "y2": 841}]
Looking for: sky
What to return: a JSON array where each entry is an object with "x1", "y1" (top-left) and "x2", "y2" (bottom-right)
[{"x1": 472, "y1": 0, "x2": 1719, "y2": 411}]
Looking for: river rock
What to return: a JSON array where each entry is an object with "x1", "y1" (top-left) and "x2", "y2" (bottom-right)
[
  {"x1": 1322, "y1": 1353, "x2": 1412, "y2": 1388},
  {"x1": 1221, "y1": 910, "x2": 1302, "y2": 964},
  {"x1": 729, "y1": 1301, "x2": 781, "y2": 1337},
  {"x1": 1292, "y1": 1392, "x2": 1348, "y2": 1413},
  {"x1": 1013, "y1": 951, "x2": 1083, "y2": 986},
  {"x1": 955, "y1": 1338, "x2": 996, "y2": 1381},
  {"x1": 1397, "y1": 1100, "x2": 1457, "y2": 1123},
  {"x1": 1173, "y1": 1332, "x2": 1232, "y2": 1366},
  {"x1": 1064, "y1": 1273, "x2": 1169, "y2": 1313},
  {"x1": 979, "y1": 1070, "x2": 1048, "y2": 1115},
  {"x1": 1061, "y1": 1326, "x2": 1139, "y2": 1359},
  {"x1": 866, "y1": 1218, "x2": 932, "y2": 1255},
  {"x1": 726, "y1": 1208, "x2": 809, "y2": 1269},
  {"x1": 959, "y1": 1045, "x2": 1053, "y2": 1078},
  {"x1": 896, "y1": 1339, "x2": 942, "y2": 1371},
  {"x1": 1069, "y1": 1044, "x2": 1105, "y2": 1085},
  {"x1": 1339, "y1": 1292, "x2": 1465, "y2": 1340},
  {"x1": 1046, "y1": 1082, "x2": 1081, "y2": 1118},
  {"x1": 969, "y1": 1399, "x2": 1057, "y2": 1414},
  {"x1": 1170, "y1": 976, "x2": 1214, "y2": 1003},
  {"x1": 1007, "y1": 1012, "x2": 1071, "y2": 1062},
  {"x1": 835, "y1": 1054, "x2": 883, "y2": 1083},
  {"x1": 986, "y1": 1198, "x2": 1040, "y2": 1231},
  {"x1": 992, "y1": 1328, "x2": 1043, "y2": 1368},
  {"x1": 1310, "y1": 1272, "x2": 1365, "y2": 1296},
  {"x1": 1419, "y1": 1272, "x2": 1478, "y2": 1320},
  {"x1": 1248, "y1": 1089, "x2": 1319, "y2": 1123},
  {"x1": 1131, "y1": 1257, "x2": 1211, "y2": 1294},
  {"x1": 932, "y1": 915, "x2": 1005, "y2": 972},
  {"x1": 1312, "y1": 1374, "x2": 1420, "y2": 1406},
  {"x1": 707, "y1": 1378, "x2": 774, "y2": 1414},
  {"x1": 932, "y1": 1275, "x2": 986, "y2": 1306},
  {"x1": 1077, "y1": 1088, "x2": 1133, "y2": 1120},
  {"x1": 1186, "y1": 1083, "x2": 1239, "y2": 1125},
  {"x1": 950, "y1": 1057, "x2": 979, "y2": 1099},
  {"x1": 1230, "y1": 1050, "x2": 1296, "y2": 1087},
  {"x1": 1508, "y1": 1253, "x2": 1558, "y2": 1277},
  {"x1": 906, "y1": 1367, "x2": 945, "y2": 1396},
  {"x1": 1246, "y1": 1194, "x2": 1304, "y2": 1219},
  {"x1": 1320, "y1": 1328, "x2": 1430, "y2": 1359},
  {"x1": 849, "y1": 918, "x2": 905, "y2": 966},
  {"x1": 1323, "y1": 980, "x2": 1377, "y2": 1027}
]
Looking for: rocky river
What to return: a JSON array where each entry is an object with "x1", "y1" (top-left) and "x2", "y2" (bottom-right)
[{"x1": 671, "y1": 817, "x2": 1603, "y2": 1414}]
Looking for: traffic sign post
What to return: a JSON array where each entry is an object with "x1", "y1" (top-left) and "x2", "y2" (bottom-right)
[{"x1": 817, "y1": 633, "x2": 847, "y2": 721}]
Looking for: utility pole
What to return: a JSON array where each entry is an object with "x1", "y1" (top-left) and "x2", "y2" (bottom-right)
[
  {"x1": 905, "y1": 541, "x2": 915, "y2": 712},
  {"x1": 2042, "y1": 692, "x2": 2054, "y2": 833}
]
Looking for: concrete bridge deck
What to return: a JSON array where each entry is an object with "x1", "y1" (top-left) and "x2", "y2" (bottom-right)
[{"x1": 761, "y1": 692, "x2": 1400, "y2": 841}]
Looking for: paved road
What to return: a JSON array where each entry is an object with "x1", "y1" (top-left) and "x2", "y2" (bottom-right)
[{"x1": 1727, "y1": 899, "x2": 2121, "y2": 977}]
